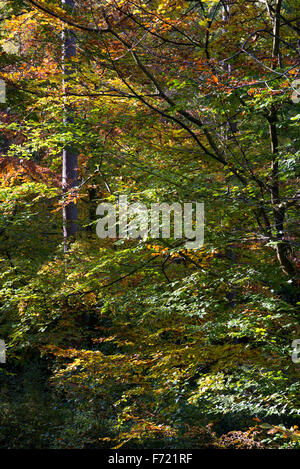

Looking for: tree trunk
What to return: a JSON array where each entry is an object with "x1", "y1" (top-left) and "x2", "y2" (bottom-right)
[{"x1": 62, "y1": 0, "x2": 78, "y2": 252}]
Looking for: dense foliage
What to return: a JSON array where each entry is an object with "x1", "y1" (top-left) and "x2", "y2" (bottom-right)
[{"x1": 0, "y1": 0, "x2": 299, "y2": 449}]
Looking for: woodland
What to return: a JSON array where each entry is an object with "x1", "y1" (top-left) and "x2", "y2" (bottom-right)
[{"x1": 0, "y1": 0, "x2": 299, "y2": 450}]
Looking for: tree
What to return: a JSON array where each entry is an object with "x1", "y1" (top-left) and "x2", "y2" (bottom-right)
[
  {"x1": 62, "y1": 0, "x2": 78, "y2": 251},
  {"x1": 0, "y1": 0, "x2": 299, "y2": 450}
]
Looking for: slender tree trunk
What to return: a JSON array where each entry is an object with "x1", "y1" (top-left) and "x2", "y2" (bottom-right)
[
  {"x1": 267, "y1": 0, "x2": 296, "y2": 278},
  {"x1": 222, "y1": 1, "x2": 236, "y2": 135},
  {"x1": 62, "y1": 0, "x2": 78, "y2": 252}
]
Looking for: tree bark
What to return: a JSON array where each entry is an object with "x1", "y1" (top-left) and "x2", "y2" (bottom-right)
[{"x1": 267, "y1": 0, "x2": 297, "y2": 278}]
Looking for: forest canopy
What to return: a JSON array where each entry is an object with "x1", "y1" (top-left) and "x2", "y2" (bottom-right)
[{"x1": 0, "y1": 0, "x2": 299, "y2": 450}]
